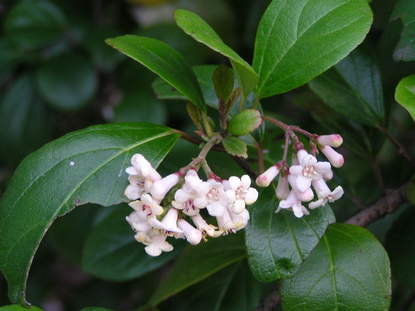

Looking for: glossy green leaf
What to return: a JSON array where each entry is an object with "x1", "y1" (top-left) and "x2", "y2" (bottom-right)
[
  {"x1": 390, "y1": 0, "x2": 415, "y2": 62},
  {"x1": 213, "y1": 64, "x2": 234, "y2": 101},
  {"x1": 222, "y1": 136, "x2": 248, "y2": 159},
  {"x1": 227, "y1": 109, "x2": 262, "y2": 136},
  {"x1": 246, "y1": 187, "x2": 336, "y2": 282},
  {"x1": 148, "y1": 233, "x2": 246, "y2": 306},
  {"x1": 174, "y1": 9, "x2": 259, "y2": 98},
  {"x1": 172, "y1": 261, "x2": 273, "y2": 311},
  {"x1": 395, "y1": 75, "x2": 415, "y2": 122},
  {"x1": 0, "y1": 74, "x2": 51, "y2": 164},
  {"x1": 280, "y1": 223, "x2": 391, "y2": 311},
  {"x1": 309, "y1": 46, "x2": 385, "y2": 127},
  {"x1": 36, "y1": 53, "x2": 97, "y2": 112},
  {"x1": 106, "y1": 35, "x2": 206, "y2": 112},
  {"x1": 253, "y1": 0, "x2": 373, "y2": 98},
  {"x1": 152, "y1": 65, "x2": 218, "y2": 108},
  {"x1": 0, "y1": 305, "x2": 44, "y2": 311},
  {"x1": 385, "y1": 207, "x2": 415, "y2": 289},
  {"x1": 5, "y1": 0, "x2": 66, "y2": 50},
  {"x1": 82, "y1": 204, "x2": 182, "y2": 281},
  {"x1": 0, "y1": 123, "x2": 179, "y2": 306}
]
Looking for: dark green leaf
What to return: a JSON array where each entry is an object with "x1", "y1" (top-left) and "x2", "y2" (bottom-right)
[
  {"x1": 390, "y1": 0, "x2": 415, "y2": 61},
  {"x1": 174, "y1": 9, "x2": 259, "y2": 98},
  {"x1": 0, "y1": 123, "x2": 179, "y2": 306},
  {"x1": 385, "y1": 206, "x2": 415, "y2": 289},
  {"x1": 36, "y1": 53, "x2": 98, "y2": 112},
  {"x1": 227, "y1": 109, "x2": 262, "y2": 136},
  {"x1": 213, "y1": 64, "x2": 234, "y2": 101},
  {"x1": 106, "y1": 35, "x2": 206, "y2": 112},
  {"x1": 148, "y1": 233, "x2": 246, "y2": 306},
  {"x1": 222, "y1": 136, "x2": 248, "y2": 159},
  {"x1": 0, "y1": 74, "x2": 51, "y2": 164},
  {"x1": 0, "y1": 305, "x2": 44, "y2": 311},
  {"x1": 253, "y1": 0, "x2": 373, "y2": 98},
  {"x1": 82, "y1": 204, "x2": 182, "y2": 281},
  {"x1": 280, "y1": 223, "x2": 391, "y2": 311},
  {"x1": 113, "y1": 89, "x2": 167, "y2": 124},
  {"x1": 172, "y1": 260, "x2": 273, "y2": 311},
  {"x1": 5, "y1": 0, "x2": 66, "y2": 50},
  {"x1": 152, "y1": 65, "x2": 218, "y2": 108},
  {"x1": 395, "y1": 75, "x2": 415, "y2": 122},
  {"x1": 309, "y1": 46, "x2": 385, "y2": 127},
  {"x1": 246, "y1": 187, "x2": 336, "y2": 282}
]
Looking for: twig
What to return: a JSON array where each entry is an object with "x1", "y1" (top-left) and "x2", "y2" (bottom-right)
[
  {"x1": 254, "y1": 285, "x2": 281, "y2": 311},
  {"x1": 344, "y1": 182, "x2": 408, "y2": 227}
]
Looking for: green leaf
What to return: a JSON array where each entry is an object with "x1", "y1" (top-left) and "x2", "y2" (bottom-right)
[
  {"x1": 106, "y1": 35, "x2": 206, "y2": 112},
  {"x1": 309, "y1": 46, "x2": 385, "y2": 127},
  {"x1": 0, "y1": 123, "x2": 179, "y2": 306},
  {"x1": 390, "y1": 0, "x2": 415, "y2": 62},
  {"x1": 5, "y1": 0, "x2": 66, "y2": 50},
  {"x1": 36, "y1": 53, "x2": 98, "y2": 112},
  {"x1": 148, "y1": 233, "x2": 246, "y2": 306},
  {"x1": 82, "y1": 204, "x2": 182, "y2": 281},
  {"x1": 253, "y1": 0, "x2": 373, "y2": 98},
  {"x1": 227, "y1": 109, "x2": 262, "y2": 136},
  {"x1": 280, "y1": 223, "x2": 391, "y2": 310},
  {"x1": 395, "y1": 75, "x2": 415, "y2": 122},
  {"x1": 213, "y1": 64, "x2": 234, "y2": 101},
  {"x1": 0, "y1": 74, "x2": 51, "y2": 164},
  {"x1": 385, "y1": 206, "x2": 415, "y2": 289},
  {"x1": 0, "y1": 306, "x2": 44, "y2": 311},
  {"x1": 174, "y1": 9, "x2": 259, "y2": 98},
  {"x1": 172, "y1": 260, "x2": 273, "y2": 311},
  {"x1": 152, "y1": 65, "x2": 218, "y2": 108},
  {"x1": 246, "y1": 187, "x2": 336, "y2": 282},
  {"x1": 408, "y1": 174, "x2": 415, "y2": 205},
  {"x1": 222, "y1": 136, "x2": 248, "y2": 158}
]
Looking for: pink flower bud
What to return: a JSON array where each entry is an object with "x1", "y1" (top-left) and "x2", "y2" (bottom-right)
[
  {"x1": 321, "y1": 146, "x2": 344, "y2": 168},
  {"x1": 256, "y1": 165, "x2": 280, "y2": 187},
  {"x1": 317, "y1": 134, "x2": 343, "y2": 147},
  {"x1": 275, "y1": 175, "x2": 289, "y2": 200}
]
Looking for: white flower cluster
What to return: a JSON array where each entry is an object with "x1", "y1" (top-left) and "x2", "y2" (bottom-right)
[
  {"x1": 256, "y1": 134, "x2": 345, "y2": 218},
  {"x1": 124, "y1": 154, "x2": 258, "y2": 256}
]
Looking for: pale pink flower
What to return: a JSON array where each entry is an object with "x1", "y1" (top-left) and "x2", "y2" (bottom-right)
[
  {"x1": 178, "y1": 219, "x2": 202, "y2": 245},
  {"x1": 226, "y1": 175, "x2": 258, "y2": 214},
  {"x1": 256, "y1": 165, "x2": 280, "y2": 187},
  {"x1": 309, "y1": 186, "x2": 344, "y2": 209},
  {"x1": 151, "y1": 173, "x2": 180, "y2": 201},
  {"x1": 144, "y1": 234, "x2": 173, "y2": 257},
  {"x1": 320, "y1": 146, "x2": 344, "y2": 168},
  {"x1": 275, "y1": 175, "x2": 290, "y2": 200},
  {"x1": 317, "y1": 134, "x2": 343, "y2": 147}
]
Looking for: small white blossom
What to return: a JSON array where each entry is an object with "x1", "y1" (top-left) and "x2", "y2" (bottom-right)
[
  {"x1": 226, "y1": 175, "x2": 258, "y2": 214},
  {"x1": 309, "y1": 186, "x2": 344, "y2": 209},
  {"x1": 278, "y1": 189, "x2": 310, "y2": 218},
  {"x1": 191, "y1": 213, "x2": 217, "y2": 237},
  {"x1": 204, "y1": 179, "x2": 228, "y2": 217},
  {"x1": 150, "y1": 207, "x2": 183, "y2": 234},
  {"x1": 289, "y1": 149, "x2": 331, "y2": 193},
  {"x1": 151, "y1": 173, "x2": 180, "y2": 201},
  {"x1": 144, "y1": 234, "x2": 173, "y2": 257}
]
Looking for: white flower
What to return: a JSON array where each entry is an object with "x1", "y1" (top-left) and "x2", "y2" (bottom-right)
[
  {"x1": 150, "y1": 207, "x2": 183, "y2": 234},
  {"x1": 216, "y1": 208, "x2": 236, "y2": 232},
  {"x1": 309, "y1": 186, "x2": 344, "y2": 209},
  {"x1": 289, "y1": 149, "x2": 331, "y2": 192},
  {"x1": 151, "y1": 173, "x2": 180, "y2": 201},
  {"x1": 278, "y1": 189, "x2": 310, "y2": 218},
  {"x1": 288, "y1": 175, "x2": 314, "y2": 202},
  {"x1": 256, "y1": 165, "x2": 280, "y2": 187},
  {"x1": 191, "y1": 213, "x2": 217, "y2": 237},
  {"x1": 144, "y1": 234, "x2": 173, "y2": 257},
  {"x1": 177, "y1": 219, "x2": 202, "y2": 245},
  {"x1": 172, "y1": 170, "x2": 209, "y2": 216},
  {"x1": 129, "y1": 193, "x2": 163, "y2": 216},
  {"x1": 124, "y1": 154, "x2": 162, "y2": 200},
  {"x1": 230, "y1": 209, "x2": 250, "y2": 231},
  {"x1": 126, "y1": 209, "x2": 152, "y2": 232},
  {"x1": 225, "y1": 175, "x2": 258, "y2": 214},
  {"x1": 204, "y1": 179, "x2": 228, "y2": 217}
]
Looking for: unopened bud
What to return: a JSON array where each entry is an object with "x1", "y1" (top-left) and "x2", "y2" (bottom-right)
[
  {"x1": 321, "y1": 146, "x2": 344, "y2": 168},
  {"x1": 317, "y1": 134, "x2": 343, "y2": 147}
]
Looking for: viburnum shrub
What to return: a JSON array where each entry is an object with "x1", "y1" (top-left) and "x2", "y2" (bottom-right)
[{"x1": 2, "y1": 0, "x2": 415, "y2": 310}]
